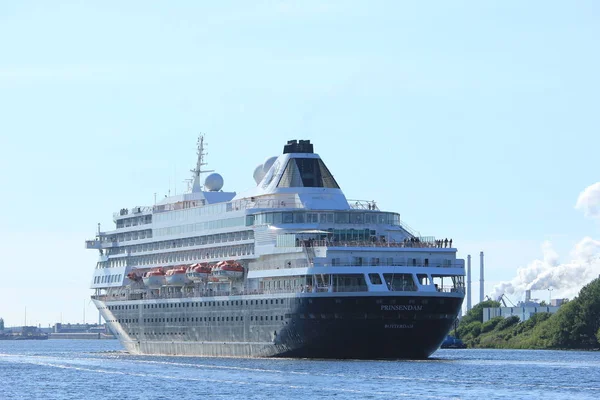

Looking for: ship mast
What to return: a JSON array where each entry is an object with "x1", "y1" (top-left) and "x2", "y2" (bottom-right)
[{"x1": 190, "y1": 134, "x2": 214, "y2": 193}]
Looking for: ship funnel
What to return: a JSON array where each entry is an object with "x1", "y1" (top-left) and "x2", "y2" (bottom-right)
[
  {"x1": 479, "y1": 251, "x2": 484, "y2": 303},
  {"x1": 467, "y1": 255, "x2": 472, "y2": 312}
]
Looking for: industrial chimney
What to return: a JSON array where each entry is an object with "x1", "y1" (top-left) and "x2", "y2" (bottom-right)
[
  {"x1": 467, "y1": 255, "x2": 472, "y2": 312},
  {"x1": 479, "y1": 251, "x2": 484, "y2": 303}
]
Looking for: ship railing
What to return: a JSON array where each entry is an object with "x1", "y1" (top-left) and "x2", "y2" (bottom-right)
[
  {"x1": 294, "y1": 239, "x2": 454, "y2": 250},
  {"x1": 113, "y1": 206, "x2": 153, "y2": 220},
  {"x1": 229, "y1": 197, "x2": 304, "y2": 210},
  {"x1": 92, "y1": 287, "x2": 311, "y2": 302},
  {"x1": 436, "y1": 286, "x2": 464, "y2": 293},
  {"x1": 348, "y1": 199, "x2": 379, "y2": 211},
  {"x1": 398, "y1": 219, "x2": 421, "y2": 238},
  {"x1": 249, "y1": 260, "x2": 465, "y2": 270},
  {"x1": 85, "y1": 240, "x2": 103, "y2": 249},
  {"x1": 148, "y1": 196, "x2": 305, "y2": 217},
  {"x1": 92, "y1": 283, "x2": 466, "y2": 303}
]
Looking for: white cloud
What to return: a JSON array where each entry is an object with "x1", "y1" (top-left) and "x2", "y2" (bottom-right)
[{"x1": 575, "y1": 182, "x2": 600, "y2": 219}]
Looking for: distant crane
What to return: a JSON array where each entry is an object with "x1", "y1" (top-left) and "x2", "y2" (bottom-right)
[{"x1": 496, "y1": 293, "x2": 516, "y2": 307}]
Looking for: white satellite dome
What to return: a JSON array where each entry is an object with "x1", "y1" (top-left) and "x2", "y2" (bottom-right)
[
  {"x1": 262, "y1": 156, "x2": 278, "y2": 173},
  {"x1": 204, "y1": 173, "x2": 224, "y2": 191},
  {"x1": 253, "y1": 164, "x2": 266, "y2": 185}
]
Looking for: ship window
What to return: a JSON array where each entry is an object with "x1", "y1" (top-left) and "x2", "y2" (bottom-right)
[
  {"x1": 368, "y1": 274, "x2": 382, "y2": 285},
  {"x1": 294, "y1": 212, "x2": 305, "y2": 223},
  {"x1": 335, "y1": 213, "x2": 350, "y2": 224},
  {"x1": 332, "y1": 274, "x2": 368, "y2": 292},
  {"x1": 417, "y1": 274, "x2": 430, "y2": 285},
  {"x1": 282, "y1": 212, "x2": 293, "y2": 223},
  {"x1": 383, "y1": 274, "x2": 417, "y2": 292}
]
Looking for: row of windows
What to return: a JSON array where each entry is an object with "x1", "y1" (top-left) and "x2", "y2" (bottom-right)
[
  {"x1": 97, "y1": 243, "x2": 255, "y2": 270},
  {"x1": 105, "y1": 294, "x2": 457, "y2": 317},
  {"x1": 127, "y1": 244, "x2": 254, "y2": 267},
  {"x1": 331, "y1": 257, "x2": 454, "y2": 267},
  {"x1": 106, "y1": 231, "x2": 254, "y2": 256},
  {"x1": 103, "y1": 229, "x2": 153, "y2": 243},
  {"x1": 114, "y1": 312, "x2": 455, "y2": 326},
  {"x1": 94, "y1": 274, "x2": 122, "y2": 284},
  {"x1": 98, "y1": 260, "x2": 126, "y2": 269},
  {"x1": 153, "y1": 202, "x2": 233, "y2": 223},
  {"x1": 155, "y1": 217, "x2": 246, "y2": 237},
  {"x1": 116, "y1": 315, "x2": 287, "y2": 324},
  {"x1": 249, "y1": 211, "x2": 400, "y2": 226},
  {"x1": 108, "y1": 298, "x2": 289, "y2": 311},
  {"x1": 116, "y1": 215, "x2": 152, "y2": 229},
  {"x1": 106, "y1": 297, "x2": 444, "y2": 314}
]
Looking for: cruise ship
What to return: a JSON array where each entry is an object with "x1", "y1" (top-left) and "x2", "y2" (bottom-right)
[{"x1": 86, "y1": 137, "x2": 465, "y2": 359}]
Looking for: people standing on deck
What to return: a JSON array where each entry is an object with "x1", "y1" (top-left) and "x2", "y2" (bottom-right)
[
  {"x1": 449, "y1": 239, "x2": 453, "y2": 248},
  {"x1": 444, "y1": 238, "x2": 448, "y2": 248}
]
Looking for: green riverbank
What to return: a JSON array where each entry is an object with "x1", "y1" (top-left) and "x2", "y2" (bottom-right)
[{"x1": 455, "y1": 278, "x2": 600, "y2": 349}]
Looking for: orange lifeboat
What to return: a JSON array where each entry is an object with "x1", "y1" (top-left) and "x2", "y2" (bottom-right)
[
  {"x1": 142, "y1": 267, "x2": 166, "y2": 288},
  {"x1": 213, "y1": 260, "x2": 244, "y2": 280},
  {"x1": 186, "y1": 263, "x2": 211, "y2": 282},
  {"x1": 165, "y1": 266, "x2": 191, "y2": 286}
]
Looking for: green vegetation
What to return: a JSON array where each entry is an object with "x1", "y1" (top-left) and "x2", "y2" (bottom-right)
[{"x1": 456, "y1": 278, "x2": 600, "y2": 349}]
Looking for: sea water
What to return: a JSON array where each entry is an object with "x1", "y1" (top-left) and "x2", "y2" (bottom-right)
[{"x1": 1, "y1": 340, "x2": 599, "y2": 399}]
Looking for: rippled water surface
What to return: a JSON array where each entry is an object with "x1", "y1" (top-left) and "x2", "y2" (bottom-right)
[{"x1": 1, "y1": 340, "x2": 599, "y2": 399}]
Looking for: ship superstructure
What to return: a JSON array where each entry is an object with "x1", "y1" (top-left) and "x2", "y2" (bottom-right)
[{"x1": 86, "y1": 137, "x2": 465, "y2": 358}]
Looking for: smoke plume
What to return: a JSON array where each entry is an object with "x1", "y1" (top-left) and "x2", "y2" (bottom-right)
[
  {"x1": 491, "y1": 238, "x2": 600, "y2": 301},
  {"x1": 491, "y1": 182, "x2": 600, "y2": 301}
]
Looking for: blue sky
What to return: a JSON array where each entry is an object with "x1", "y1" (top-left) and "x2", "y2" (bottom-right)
[{"x1": 1, "y1": 1, "x2": 599, "y2": 326}]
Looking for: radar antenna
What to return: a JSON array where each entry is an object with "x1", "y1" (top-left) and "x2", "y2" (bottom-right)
[{"x1": 190, "y1": 134, "x2": 214, "y2": 193}]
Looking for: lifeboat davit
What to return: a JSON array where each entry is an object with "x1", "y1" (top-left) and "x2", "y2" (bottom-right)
[
  {"x1": 212, "y1": 260, "x2": 244, "y2": 280},
  {"x1": 127, "y1": 271, "x2": 143, "y2": 283},
  {"x1": 142, "y1": 267, "x2": 166, "y2": 288},
  {"x1": 186, "y1": 263, "x2": 211, "y2": 282},
  {"x1": 165, "y1": 266, "x2": 191, "y2": 286}
]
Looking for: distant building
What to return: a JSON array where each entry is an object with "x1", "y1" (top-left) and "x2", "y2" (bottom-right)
[
  {"x1": 483, "y1": 290, "x2": 568, "y2": 322},
  {"x1": 483, "y1": 305, "x2": 563, "y2": 322},
  {"x1": 551, "y1": 298, "x2": 568, "y2": 307},
  {"x1": 50, "y1": 323, "x2": 115, "y2": 339}
]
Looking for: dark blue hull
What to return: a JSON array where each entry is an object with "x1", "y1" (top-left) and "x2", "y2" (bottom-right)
[
  {"x1": 275, "y1": 295, "x2": 463, "y2": 359},
  {"x1": 100, "y1": 293, "x2": 464, "y2": 359}
]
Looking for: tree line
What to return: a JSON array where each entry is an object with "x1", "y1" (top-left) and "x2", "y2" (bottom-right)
[{"x1": 455, "y1": 277, "x2": 600, "y2": 349}]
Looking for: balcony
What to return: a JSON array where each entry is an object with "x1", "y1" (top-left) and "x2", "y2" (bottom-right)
[
  {"x1": 85, "y1": 239, "x2": 119, "y2": 249},
  {"x1": 85, "y1": 240, "x2": 103, "y2": 249}
]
